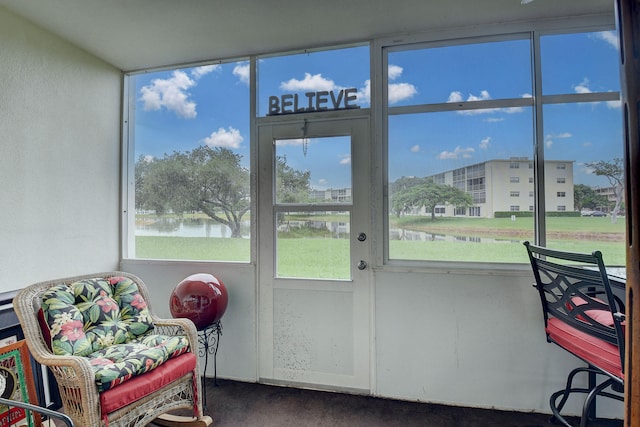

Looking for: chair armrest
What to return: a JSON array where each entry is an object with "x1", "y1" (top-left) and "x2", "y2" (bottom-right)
[{"x1": 152, "y1": 317, "x2": 199, "y2": 351}]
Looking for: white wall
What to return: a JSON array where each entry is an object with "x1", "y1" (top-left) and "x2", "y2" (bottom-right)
[
  {"x1": 0, "y1": 6, "x2": 122, "y2": 293},
  {"x1": 120, "y1": 260, "x2": 622, "y2": 418},
  {"x1": 120, "y1": 260, "x2": 257, "y2": 382}
]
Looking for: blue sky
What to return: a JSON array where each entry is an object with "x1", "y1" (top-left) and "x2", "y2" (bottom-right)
[{"x1": 134, "y1": 31, "x2": 621, "y2": 191}]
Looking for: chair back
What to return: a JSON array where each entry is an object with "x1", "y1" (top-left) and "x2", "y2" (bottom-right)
[{"x1": 523, "y1": 241, "x2": 625, "y2": 374}]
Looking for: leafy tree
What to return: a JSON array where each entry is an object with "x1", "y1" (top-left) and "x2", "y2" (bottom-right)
[
  {"x1": 585, "y1": 158, "x2": 624, "y2": 223},
  {"x1": 573, "y1": 184, "x2": 608, "y2": 212},
  {"x1": 390, "y1": 177, "x2": 473, "y2": 220},
  {"x1": 275, "y1": 155, "x2": 311, "y2": 203},
  {"x1": 136, "y1": 146, "x2": 250, "y2": 237},
  {"x1": 136, "y1": 147, "x2": 313, "y2": 238}
]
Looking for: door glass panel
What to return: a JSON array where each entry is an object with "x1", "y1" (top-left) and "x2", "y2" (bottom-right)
[
  {"x1": 276, "y1": 211, "x2": 351, "y2": 279},
  {"x1": 275, "y1": 136, "x2": 352, "y2": 204},
  {"x1": 274, "y1": 135, "x2": 352, "y2": 279}
]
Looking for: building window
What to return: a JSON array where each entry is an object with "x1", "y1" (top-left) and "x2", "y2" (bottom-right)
[
  {"x1": 557, "y1": 177, "x2": 566, "y2": 184},
  {"x1": 557, "y1": 192, "x2": 565, "y2": 197},
  {"x1": 469, "y1": 207, "x2": 481, "y2": 217},
  {"x1": 510, "y1": 191, "x2": 520, "y2": 197},
  {"x1": 556, "y1": 163, "x2": 566, "y2": 170},
  {"x1": 529, "y1": 191, "x2": 534, "y2": 197},
  {"x1": 510, "y1": 162, "x2": 520, "y2": 169},
  {"x1": 455, "y1": 207, "x2": 466, "y2": 216},
  {"x1": 558, "y1": 205, "x2": 566, "y2": 211},
  {"x1": 510, "y1": 176, "x2": 520, "y2": 183},
  {"x1": 510, "y1": 205, "x2": 520, "y2": 211},
  {"x1": 529, "y1": 177, "x2": 534, "y2": 183}
]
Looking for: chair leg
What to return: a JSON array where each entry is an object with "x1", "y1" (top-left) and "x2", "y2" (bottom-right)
[
  {"x1": 580, "y1": 378, "x2": 615, "y2": 427},
  {"x1": 550, "y1": 366, "x2": 590, "y2": 425},
  {"x1": 153, "y1": 414, "x2": 213, "y2": 427}
]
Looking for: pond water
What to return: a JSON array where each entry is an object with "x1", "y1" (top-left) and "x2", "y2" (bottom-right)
[{"x1": 136, "y1": 217, "x2": 250, "y2": 238}]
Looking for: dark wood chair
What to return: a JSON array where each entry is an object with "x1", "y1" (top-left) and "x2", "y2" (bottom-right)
[{"x1": 523, "y1": 241, "x2": 625, "y2": 427}]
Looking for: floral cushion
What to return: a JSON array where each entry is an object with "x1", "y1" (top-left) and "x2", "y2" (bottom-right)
[{"x1": 40, "y1": 276, "x2": 190, "y2": 392}]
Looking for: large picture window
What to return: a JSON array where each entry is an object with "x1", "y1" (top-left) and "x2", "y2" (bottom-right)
[
  {"x1": 128, "y1": 60, "x2": 251, "y2": 261},
  {"x1": 385, "y1": 30, "x2": 623, "y2": 264}
]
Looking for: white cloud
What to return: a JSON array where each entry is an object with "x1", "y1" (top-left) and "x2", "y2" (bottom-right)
[
  {"x1": 545, "y1": 139, "x2": 554, "y2": 148},
  {"x1": 318, "y1": 178, "x2": 328, "y2": 186},
  {"x1": 280, "y1": 73, "x2": 336, "y2": 91},
  {"x1": 485, "y1": 117, "x2": 505, "y2": 123},
  {"x1": 202, "y1": 127, "x2": 244, "y2": 149},
  {"x1": 410, "y1": 144, "x2": 421, "y2": 153},
  {"x1": 388, "y1": 64, "x2": 403, "y2": 80},
  {"x1": 479, "y1": 137, "x2": 491, "y2": 149},
  {"x1": 438, "y1": 146, "x2": 475, "y2": 160},
  {"x1": 339, "y1": 154, "x2": 351, "y2": 165},
  {"x1": 139, "y1": 70, "x2": 198, "y2": 119},
  {"x1": 389, "y1": 82, "x2": 417, "y2": 104},
  {"x1": 594, "y1": 31, "x2": 620, "y2": 50},
  {"x1": 546, "y1": 132, "x2": 572, "y2": 139},
  {"x1": 357, "y1": 80, "x2": 371, "y2": 105},
  {"x1": 607, "y1": 99, "x2": 622, "y2": 109},
  {"x1": 573, "y1": 78, "x2": 592, "y2": 94},
  {"x1": 276, "y1": 138, "x2": 306, "y2": 146},
  {"x1": 191, "y1": 65, "x2": 220, "y2": 79},
  {"x1": 233, "y1": 63, "x2": 250, "y2": 85},
  {"x1": 448, "y1": 90, "x2": 525, "y2": 115}
]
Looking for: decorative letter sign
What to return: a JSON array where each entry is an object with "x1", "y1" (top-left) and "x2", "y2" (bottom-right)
[{"x1": 268, "y1": 88, "x2": 360, "y2": 115}]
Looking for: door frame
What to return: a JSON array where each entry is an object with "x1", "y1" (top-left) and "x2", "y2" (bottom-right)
[{"x1": 256, "y1": 112, "x2": 373, "y2": 392}]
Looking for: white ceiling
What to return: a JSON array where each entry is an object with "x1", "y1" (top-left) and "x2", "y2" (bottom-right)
[{"x1": 0, "y1": 0, "x2": 613, "y2": 71}]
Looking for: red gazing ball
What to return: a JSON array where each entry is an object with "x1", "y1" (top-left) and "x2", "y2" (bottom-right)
[{"x1": 170, "y1": 273, "x2": 228, "y2": 330}]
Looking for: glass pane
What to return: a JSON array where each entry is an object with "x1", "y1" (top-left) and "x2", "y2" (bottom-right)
[
  {"x1": 275, "y1": 136, "x2": 352, "y2": 204},
  {"x1": 257, "y1": 45, "x2": 369, "y2": 117},
  {"x1": 133, "y1": 61, "x2": 250, "y2": 261},
  {"x1": 388, "y1": 38, "x2": 532, "y2": 107},
  {"x1": 388, "y1": 108, "x2": 534, "y2": 263},
  {"x1": 276, "y1": 211, "x2": 350, "y2": 279},
  {"x1": 543, "y1": 102, "x2": 625, "y2": 266},
  {"x1": 541, "y1": 31, "x2": 620, "y2": 95}
]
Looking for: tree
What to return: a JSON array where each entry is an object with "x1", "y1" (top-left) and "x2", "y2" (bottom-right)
[
  {"x1": 390, "y1": 177, "x2": 473, "y2": 220},
  {"x1": 573, "y1": 184, "x2": 608, "y2": 212},
  {"x1": 275, "y1": 155, "x2": 311, "y2": 203},
  {"x1": 585, "y1": 158, "x2": 624, "y2": 223},
  {"x1": 136, "y1": 146, "x2": 250, "y2": 237}
]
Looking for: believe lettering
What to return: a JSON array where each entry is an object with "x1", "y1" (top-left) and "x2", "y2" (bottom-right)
[{"x1": 268, "y1": 88, "x2": 360, "y2": 115}]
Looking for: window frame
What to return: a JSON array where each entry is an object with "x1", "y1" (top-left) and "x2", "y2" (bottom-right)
[{"x1": 378, "y1": 20, "x2": 620, "y2": 268}]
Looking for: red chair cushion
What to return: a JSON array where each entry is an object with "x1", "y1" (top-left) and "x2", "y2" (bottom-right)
[
  {"x1": 546, "y1": 317, "x2": 623, "y2": 379},
  {"x1": 99, "y1": 352, "x2": 197, "y2": 417}
]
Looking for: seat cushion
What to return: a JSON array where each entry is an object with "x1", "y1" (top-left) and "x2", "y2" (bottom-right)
[
  {"x1": 88, "y1": 334, "x2": 190, "y2": 392},
  {"x1": 40, "y1": 276, "x2": 154, "y2": 357},
  {"x1": 99, "y1": 352, "x2": 197, "y2": 416},
  {"x1": 546, "y1": 317, "x2": 623, "y2": 379}
]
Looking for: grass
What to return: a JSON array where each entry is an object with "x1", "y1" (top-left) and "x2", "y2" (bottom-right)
[{"x1": 134, "y1": 215, "x2": 627, "y2": 267}]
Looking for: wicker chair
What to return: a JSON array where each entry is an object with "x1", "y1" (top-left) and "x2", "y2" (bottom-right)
[{"x1": 13, "y1": 271, "x2": 213, "y2": 427}]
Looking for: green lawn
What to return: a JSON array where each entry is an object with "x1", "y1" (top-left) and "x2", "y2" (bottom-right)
[{"x1": 135, "y1": 215, "x2": 627, "y2": 266}]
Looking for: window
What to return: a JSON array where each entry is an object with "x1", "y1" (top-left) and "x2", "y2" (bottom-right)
[
  {"x1": 385, "y1": 29, "x2": 623, "y2": 264},
  {"x1": 127, "y1": 60, "x2": 251, "y2": 261},
  {"x1": 541, "y1": 31, "x2": 623, "y2": 265}
]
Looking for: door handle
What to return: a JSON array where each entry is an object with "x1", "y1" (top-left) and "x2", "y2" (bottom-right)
[{"x1": 357, "y1": 260, "x2": 367, "y2": 270}]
